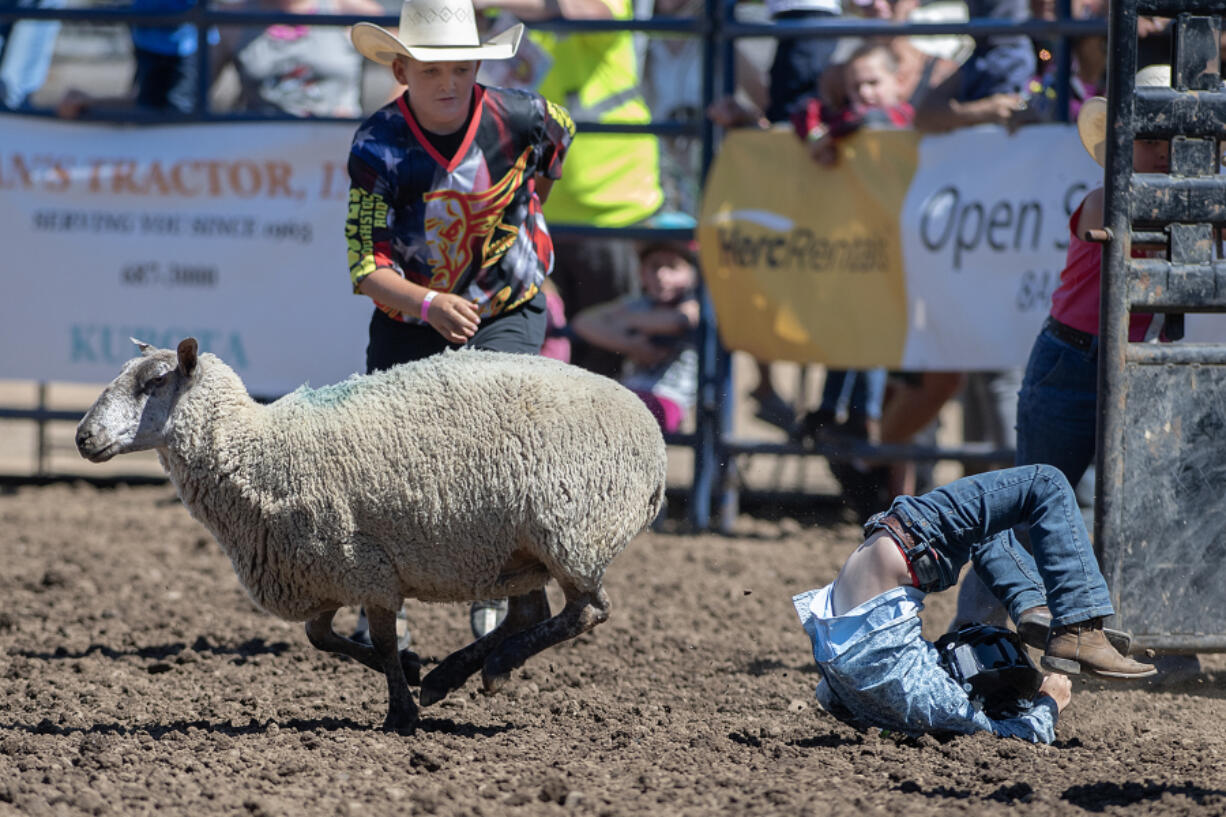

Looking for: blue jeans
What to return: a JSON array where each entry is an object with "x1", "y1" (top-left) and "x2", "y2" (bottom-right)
[
  {"x1": 0, "y1": 0, "x2": 62, "y2": 109},
  {"x1": 884, "y1": 464, "x2": 1114, "y2": 627},
  {"x1": 819, "y1": 368, "x2": 887, "y2": 420},
  {"x1": 1015, "y1": 325, "x2": 1098, "y2": 487}
]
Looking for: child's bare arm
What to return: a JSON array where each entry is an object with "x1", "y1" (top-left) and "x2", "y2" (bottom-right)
[
  {"x1": 621, "y1": 299, "x2": 700, "y2": 336},
  {"x1": 572, "y1": 302, "x2": 671, "y2": 366},
  {"x1": 1073, "y1": 187, "x2": 1105, "y2": 240},
  {"x1": 358, "y1": 268, "x2": 480, "y2": 344}
]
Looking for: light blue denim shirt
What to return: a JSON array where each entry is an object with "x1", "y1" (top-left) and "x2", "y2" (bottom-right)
[{"x1": 793, "y1": 584, "x2": 1057, "y2": 743}]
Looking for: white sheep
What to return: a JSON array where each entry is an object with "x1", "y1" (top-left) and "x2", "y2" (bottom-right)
[{"x1": 76, "y1": 338, "x2": 667, "y2": 731}]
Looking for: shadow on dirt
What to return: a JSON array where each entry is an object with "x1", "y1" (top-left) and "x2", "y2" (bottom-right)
[
  {"x1": 10, "y1": 715, "x2": 371, "y2": 738},
  {"x1": 1079, "y1": 667, "x2": 1226, "y2": 702},
  {"x1": 742, "y1": 657, "x2": 818, "y2": 676},
  {"x1": 14, "y1": 636, "x2": 292, "y2": 663},
  {"x1": 788, "y1": 732, "x2": 864, "y2": 749},
  {"x1": 891, "y1": 780, "x2": 975, "y2": 800},
  {"x1": 5, "y1": 714, "x2": 512, "y2": 740},
  {"x1": 1062, "y1": 781, "x2": 1226, "y2": 811}
]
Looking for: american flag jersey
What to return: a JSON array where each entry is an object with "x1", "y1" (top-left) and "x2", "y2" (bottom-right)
[{"x1": 346, "y1": 85, "x2": 575, "y2": 323}]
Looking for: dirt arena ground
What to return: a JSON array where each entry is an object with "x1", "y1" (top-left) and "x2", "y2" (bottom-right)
[{"x1": 3, "y1": 481, "x2": 1226, "y2": 817}]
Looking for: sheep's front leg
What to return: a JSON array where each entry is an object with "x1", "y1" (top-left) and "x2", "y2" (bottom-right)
[
  {"x1": 481, "y1": 583, "x2": 610, "y2": 696},
  {"x1": 419, "y1": 588, "x2": 551, "y2": 706},
  {"x1": 366, "y1": 605, "x2": 419, "y2": 733},
  {"x1": 304, "y1": 609, "x2": 421, "y2": 685}
]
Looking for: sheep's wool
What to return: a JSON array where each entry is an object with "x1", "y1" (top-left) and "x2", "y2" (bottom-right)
[{"x1": 156, "y1": 349, "x2": 667, "y2": 621}]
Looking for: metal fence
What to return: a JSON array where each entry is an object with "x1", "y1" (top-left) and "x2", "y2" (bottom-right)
[{"x1": 0, "y1": 0, "x2": 1107, "y2": 528}]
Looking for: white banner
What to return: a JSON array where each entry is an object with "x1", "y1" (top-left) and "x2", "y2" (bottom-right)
[
  {"x1": 9, "y1": 119, "x2": 1226, "y2": 387},
  {"x1": 898, "y1": 124, "x2": 1102, "y2": 369},
  {"x1": 1, "y1": 117, "x2": 372, "y2": 395}
]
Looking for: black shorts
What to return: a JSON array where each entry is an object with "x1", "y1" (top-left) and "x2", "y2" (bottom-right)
[{"x1": 365, "y1": 289, "x2": 548, "y2": 374}]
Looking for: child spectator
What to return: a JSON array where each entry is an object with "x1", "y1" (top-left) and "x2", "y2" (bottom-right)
[
  {"x1": 794, "y1": 42, "x2": 906, "y2": 458},
  {"x1": 791, "y1": 42, "x2": 913, "y2": 166},
  {"x1": 571, "y1": 228, "x2": 700, "y2": 434},
  {"x1": 1020, "y1": 0, "x2": 1106, "y2": 124}
]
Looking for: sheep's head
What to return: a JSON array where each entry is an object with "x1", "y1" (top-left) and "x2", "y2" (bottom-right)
[{"x1": 76, "y1": 338, "x2": 199, "y2": 462}]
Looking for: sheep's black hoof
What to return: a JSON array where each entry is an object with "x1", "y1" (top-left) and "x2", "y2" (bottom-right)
[
  {"x1": 419, "y1": 663, "x2": 466, "y2": 706},
  {"x1": 481, "y1": 653, "x2": 514, "y2": 695},
  {"x1": 418, "y1": 680, "x2": 447, "y2": 707},
  {"x1": 400, "y1": 649, "x2": 422, "y2": 686},
  {"x1": 382, "y1": 710, "x2": 418, "y2": 734},
  {"x1": 481, "y1": 670, "x2": 510, "y2": 696}
]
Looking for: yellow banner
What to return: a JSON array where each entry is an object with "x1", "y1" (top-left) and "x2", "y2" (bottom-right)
[{"x1": 698, "y1": 128, "x2": 918, "y2": 367}]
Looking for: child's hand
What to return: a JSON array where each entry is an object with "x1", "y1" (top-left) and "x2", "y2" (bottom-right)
[
  {"x1": 806, "y1": 127, "x2": 838, "y2": 166},
  {"x1": 424, "y1": 292, "x2": 481, "y2": 344},
  {"x1": 707, "y1": 96, "x2": 768, "y2": 129},
  {"x1": 984, "y1": 93, "x2": 1026, "y2": 128},
  {"x1": 1038, "y1": 673, "x2": 1072, "y2": 713},
  {"x1": 57, "y1": 88, "x2": 90, "y2": 119},
  {"x1": 625, "y1": 334, "x2": 672, "y2": 368}
]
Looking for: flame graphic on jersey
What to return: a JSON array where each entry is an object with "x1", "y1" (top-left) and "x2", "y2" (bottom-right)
[{"x1": 423, "y1": 147, "x2": 530, "y2": 291}]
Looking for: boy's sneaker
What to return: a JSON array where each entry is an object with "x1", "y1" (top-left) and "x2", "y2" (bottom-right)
[
  {"x1": 470, "y1": 598, "x2": 508, "y2": 638},
  {"x1": 349, "y1": 606, "x2": 412, "y2": 651}
]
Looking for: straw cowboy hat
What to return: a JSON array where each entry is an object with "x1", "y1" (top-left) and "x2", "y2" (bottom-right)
[
  {"x1": 350, "y1": 0, "x2": 522, "y2": 65},
  {"x1": 1076, "y1": 64, "x2": 1171, "y2": 166}
]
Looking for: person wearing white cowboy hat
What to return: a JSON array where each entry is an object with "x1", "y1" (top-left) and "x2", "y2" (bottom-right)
[
  {"x1": 1013, "y1": 64, "x2": 1173, "y2": 521},
  {"x1": 350, "y1": 0, "x2": 522, "y2": 70},
  {"x1": 341, "y1": 0, "x2": 576, "y2": 649}
]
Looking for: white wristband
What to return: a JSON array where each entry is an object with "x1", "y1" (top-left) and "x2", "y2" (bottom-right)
[{"x1": 420, "y1": 290, "x2": 437, "y2": 322}]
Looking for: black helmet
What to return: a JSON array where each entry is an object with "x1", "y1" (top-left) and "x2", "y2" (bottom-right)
[{"x1": 935, "y1": 624, "x2": 1043, "y2": 719}]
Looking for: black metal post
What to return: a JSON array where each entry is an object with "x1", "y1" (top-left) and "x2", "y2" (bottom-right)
[{"x1": 1093, "y1": 1, "x2": 1138, "y2": 578}]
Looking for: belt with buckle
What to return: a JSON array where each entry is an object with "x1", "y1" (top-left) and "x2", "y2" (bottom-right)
[
  {"x1": 865, "y1": 512, "x2": 954, "y2": 593},
  {"x1": 1044, "y1": 317, "x2": 1095, "y2": 352}
]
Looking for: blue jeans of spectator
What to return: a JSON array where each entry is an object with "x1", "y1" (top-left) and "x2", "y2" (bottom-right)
[
  {"x1": 819, "y1": 367, "x2": 886, "y2": 420},
  {"x1": 0, "y1": 0, "x2": 63, "y2": 109},
  {"x1": 885, "y1": 464, "x2": 1114, "y2": 627},
  {"x1": 1015, "y1": 325, "x2": 1098, "y2": 488}
]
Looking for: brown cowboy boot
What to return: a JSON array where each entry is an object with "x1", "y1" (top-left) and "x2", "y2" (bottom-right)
[
  {"x1": 1042, "y1": 617, "x2": 1156, "y2": 679},
  {"x1": 1016, "y1": 606, "x2": 1132, "y2": 655}
]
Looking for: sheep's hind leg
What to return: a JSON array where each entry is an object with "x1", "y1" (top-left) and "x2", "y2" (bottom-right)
[
  {"x1": 418, "y1": 588, "x2": 551, "y2": 707},
  {"x1": 304, "y1": 609, "x2": 421, "y2": 685},
  {"x1": 481, "y1": 582, "x2": 610, "y2": 696},
  {"x1": 365, "y1": 605, "x2": 419, "y2": 732}
]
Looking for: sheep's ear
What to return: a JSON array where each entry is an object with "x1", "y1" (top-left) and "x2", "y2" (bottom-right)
[
  {"x1": 177, "y1": 338, "x2": 198, "y2": 376},
  {"x1": 131, "y1": 337, "x2": 155, "y2": 355}
]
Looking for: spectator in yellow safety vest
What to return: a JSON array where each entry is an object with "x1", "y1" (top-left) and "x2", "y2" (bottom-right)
[{"x1": 474, "y1": 0, "x2": 665, "y2": 381}]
